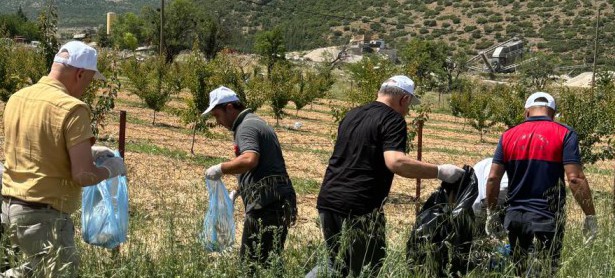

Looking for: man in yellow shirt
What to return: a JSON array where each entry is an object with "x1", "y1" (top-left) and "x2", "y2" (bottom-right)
[{"x1": 1, "y1": 41, "x2": 126, "y2": 277}]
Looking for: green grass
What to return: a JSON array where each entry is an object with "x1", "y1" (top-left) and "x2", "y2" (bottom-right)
[
  {"x1": 292, "y1": 178, "x2": 322, "y2": 195},
  {"x1": 1, "y1": 177, "x2": 613, "y2": 277},
  {"x1": 71, "y1": 192, "x2": 614, "y2": 277},
  {"x1": 127, "y1": 140, "x2": 226, "y2": 166}
]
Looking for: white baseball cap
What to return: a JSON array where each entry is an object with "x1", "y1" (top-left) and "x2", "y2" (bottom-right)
[
  {"x1": 380, "y1": 75, "x2": 421, "y2": 105},
  {"x1": 53, "y1": 41, "x2": 105, "y2": 80},
  {"x1": 525, "y1": 92, "x2": 556, "y2": 110},
  {"x1": 201, "y1": 86, "x2": 240, "y2": 116}
]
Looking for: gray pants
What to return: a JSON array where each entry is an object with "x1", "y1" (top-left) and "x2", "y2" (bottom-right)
[{"x1": 1, "y1": 199, "x2": 78, "y2": 278}]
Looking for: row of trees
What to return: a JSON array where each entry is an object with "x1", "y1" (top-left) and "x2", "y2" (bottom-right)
[{"x1": 117, "y1": 27, "x2": 334, "y2": 128}]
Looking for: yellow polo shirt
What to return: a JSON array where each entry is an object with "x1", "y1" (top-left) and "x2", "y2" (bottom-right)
[{"x1": 2, "y1": 76, "x2": 94, "y2": 213}]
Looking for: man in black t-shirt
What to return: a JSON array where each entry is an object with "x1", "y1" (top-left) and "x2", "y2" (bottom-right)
[{"x1": 316, "y1": 75, "x2": 464, "y2": 277}]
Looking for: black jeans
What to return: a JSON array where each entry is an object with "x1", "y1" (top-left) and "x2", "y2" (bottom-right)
[
  {"x1": 505, "y1": 210, "x2": 565, "y2": 276},
  {"x1": 240, "y1": 200, "x2": 293, "y2": 267},
  {"x1": 319, "y1": 210, "x2": 386, "y2": 277}
]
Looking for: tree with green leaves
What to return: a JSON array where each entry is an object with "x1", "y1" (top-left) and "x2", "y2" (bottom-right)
[
  {"x1": 122, "y1": 55, "x2": 177, "y2": 125},
  {"x1": 268, "y1": 62, "x2": 295, "y2": 125},
  {"x1": 518, "y1": 53, "x2": 559, "y2": 91},
  {"x1": 346, "y1": 55, "x2": 398, "y2": 106},
  {"x1": 37, "y1": 0, "x2": 59, "y2": 71},
  {"x1": 110, "y1": 12, "x2": 146, "y2": 48},
  {"x1": 141, "y1": 0, "x2": 226, "y2": 62},
  {"x1": 491, "y1": 84, "x2": 529, "y2": 128},
  {"x1": 122, "y1": 32, "x2": 138, "y2": 51},
  {"x1": 335, "y1": 54, "x2": 399, "y2": 123},
  {"x1": 82, "y1": 50, "x2": 121, "y2": 137},
  {"x1": 399, "y1": 38, "x2": 449, "y2": 90},
  {"x1": 558, "y1": 72, "x2": 615, "y2": 164},
  {"x1": 0, "y1": 10, "x2": 40, "y2": 40},
  {"x1": 450, "y1": 84, "x2": 497, "y2": 142},
  {"x1": 181, "y1": 49, "x2": 214, "y2": 125},
  {"x1": 0, "y1": 43, "x2": 47, "y2": 102},
  {"x1": 289, "y1": 67, "x2": 333, "y2": 115},
  {"x1": 254, "y1": 28, "x2": 286, "y2": 76}
]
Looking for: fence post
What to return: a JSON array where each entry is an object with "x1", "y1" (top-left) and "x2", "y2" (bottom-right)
[
  {"x1": 415, "y1": 120, "x2": 424, "y2": 215},
  {"x1": 119, "y1": 111, "x2": 126, "y2": 158}
]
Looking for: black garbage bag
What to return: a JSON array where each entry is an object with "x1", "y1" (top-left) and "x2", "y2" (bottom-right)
[{"x1": 406, "y1": 165, "x2": 479, "y2": 277}]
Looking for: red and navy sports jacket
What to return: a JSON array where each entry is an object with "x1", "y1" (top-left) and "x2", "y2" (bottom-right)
[{"x1": 492, "y1": 116, "x2": 581, "y2": 218}]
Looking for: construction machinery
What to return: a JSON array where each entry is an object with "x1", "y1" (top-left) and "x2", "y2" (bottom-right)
[{"x1": 467, "y1": 37, "x2": 535, "y2": 73}]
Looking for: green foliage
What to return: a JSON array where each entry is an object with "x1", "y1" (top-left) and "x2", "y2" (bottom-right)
[
  {"x1": 0, "y1": 44, "x2": 47, "y2": 102},
  {"x1": 208, "y1": 54, "x2": 268, "y2": 113},
  {"x1": 490, "y1": 84, "x2": 528, "y2": 128},
  {"x1": 181, "y1": 50, "x2": 213, "y2": 125},
  {"x1": 121, "y1": 32, "x2": 138, "y2": 51},
  {"x1": 254, "y1": 28, "x2": 286, "y2": 76},
  {"x1": 346, "y1": 55, "x2": 398, "y2": 107},
  {"x1": 138, "y1": 0, "x2": 226, "y2": 61},
  {"x1": 268, "y1": 62, "x2": 295, "y2": 125},
  {"x1": 518, "y1": 53, "x2": 559, "y2": 91},
  {"x1": 122, "y1": 55, "x2": 178, "y2": 125},
  {"x1": 558, "y1": 73, "x2": 615, "y2": 164},
  {"x1": 37, "y1": 0, "x2": 59, "y2": 71},
  {"x1": 110, "y1": 12, "x2": 146, "y2": 49},
  {"x1": 399, "y1": 39, "x2": 449, "y2": 91},
  {"x1": 82, "y1": 50, "x2": 121, "y2": 137},
  {"x1": 0, "y1": 12, "x2": 41, "y2": 40},
  {"x1": 289, "y1": 66, "x2": 334, "y2": 114},
  {"x1": 450, "y1": 84, "x2": 497, "y2": 142}
]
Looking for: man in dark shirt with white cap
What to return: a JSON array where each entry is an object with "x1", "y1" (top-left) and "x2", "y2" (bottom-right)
[{"x1": 316, "y1": 75, "x2": 465, "y2": 277}]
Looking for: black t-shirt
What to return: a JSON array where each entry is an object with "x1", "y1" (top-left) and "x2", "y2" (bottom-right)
[{"x1": 317, "y1": 101, "x2": 407, "y2": 216}]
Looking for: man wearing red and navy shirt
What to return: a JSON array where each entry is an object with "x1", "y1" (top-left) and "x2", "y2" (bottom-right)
[{"x1": 485, "y1": 92, "x2": 597, "y2": 275}]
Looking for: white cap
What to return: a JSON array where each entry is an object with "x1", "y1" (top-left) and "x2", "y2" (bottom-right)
[
  {"x1": 525, "y1": 92, "x2": 556, "y2": 110},
  {"x1": 53, "y1": 41, "x2": 105, "y2": 80},
  {"x1": 380, "y1": 75, "x2": 420, "y2": 105},
  {"x1": 201, "y1": 86, "x2": 240, "y2": 116}
]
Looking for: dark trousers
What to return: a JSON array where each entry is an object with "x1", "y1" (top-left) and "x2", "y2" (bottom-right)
[
  {"x1": 505, "y1": 210, "x2": 564, "y2": 276},
  {"x1": 240, "y1": 202, "x2": 292, "y2": 267},
  {"x1": 319, "y1": 210, "x2": 386, "y2": 277}
]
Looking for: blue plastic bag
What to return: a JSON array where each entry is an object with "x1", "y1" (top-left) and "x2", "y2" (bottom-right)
[
  {"x1": 81, "y1": 151, "x2": 129, "y2": 249},
  {"x1": 201, "y1": 179, "x2": 235, "y2": 252}
]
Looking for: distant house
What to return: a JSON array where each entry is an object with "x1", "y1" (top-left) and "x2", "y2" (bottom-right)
[
  {"x1": 73, "y1": 33, "x2": 88, "y2": 41},
  {"x1": 13, "y1": 36, "x2": 26, "y2": 43},
  {"x1": 348, "y1": 34, "x2": 388, "y2": 56},
  {"x1": 73, "y1": 29, "x2": 96, "y2": 42}
]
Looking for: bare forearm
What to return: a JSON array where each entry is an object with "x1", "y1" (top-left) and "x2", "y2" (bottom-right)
[
  {"x1": 74, "y1": 166, "x2": 110, "y2": 187},
  {"x1": 569, "y1": 177, "x2": 596, "y2": 215},
  {"x1": 389, "y1": 156, "x2": 438, "y2": 179},
  {"x1": 486, "y1": 163, "x2": 505, "y2": 210},
  {"x1": 220, "y1": 153, "x2": 258, "y2": 175},
  {"x1": 486, "y1": 179, "x2": 501, "y2": 210}
]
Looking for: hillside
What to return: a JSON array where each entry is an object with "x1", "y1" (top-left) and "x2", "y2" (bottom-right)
[
  {"x1": 0, "y1": 0, "x2": 157, "y2": 27},
  {"x1": 2, "y1": 0, "x2": 614, "y2": 66}
]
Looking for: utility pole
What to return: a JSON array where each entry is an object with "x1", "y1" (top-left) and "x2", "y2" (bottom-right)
[
  {"x1": 160, "y1": 0, "x2": 165, "y2": 57},
  {"x1": 591, "y1": 9, "x2": 601, "y2": 89}
]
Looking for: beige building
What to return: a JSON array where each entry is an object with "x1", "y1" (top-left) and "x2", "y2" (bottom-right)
[{"x1": 107, "y1": 12, "x2": 117, "y2": 35}]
